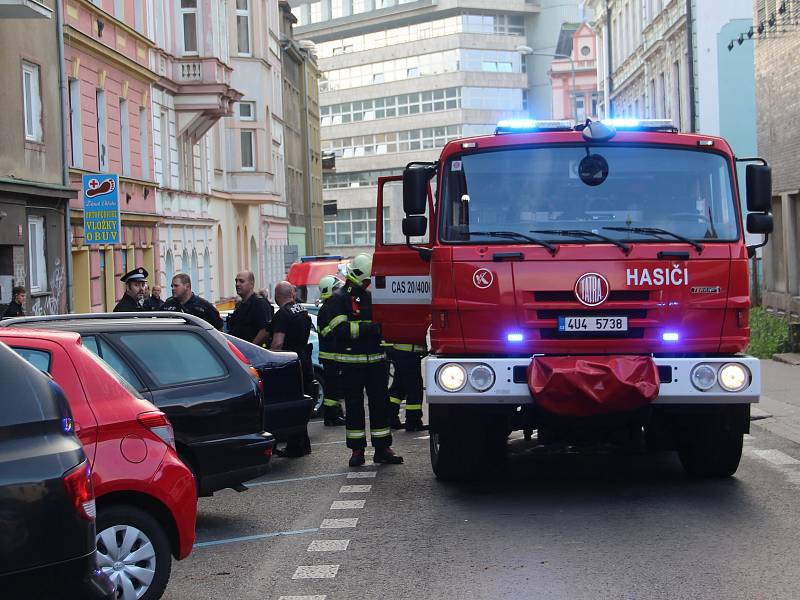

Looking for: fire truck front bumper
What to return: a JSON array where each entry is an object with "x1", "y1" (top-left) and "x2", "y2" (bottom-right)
[{"x1": 424, "y1": 356, "x2": 761, "y2": 405}]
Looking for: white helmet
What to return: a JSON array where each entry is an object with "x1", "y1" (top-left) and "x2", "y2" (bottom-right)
[
  {"x1": 318, "y1": 274, "x2": 341, "y2": 300},
  {"x1": 346, "y1": 253, "x2": 373, "y2": 287}
]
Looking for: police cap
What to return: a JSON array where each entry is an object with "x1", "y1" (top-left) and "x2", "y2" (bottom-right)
[{"x1": 121, "y1": 267, "x2": 149, "y2": 283}]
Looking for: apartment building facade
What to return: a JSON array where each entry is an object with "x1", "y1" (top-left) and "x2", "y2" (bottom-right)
[
  {"x1": 211, "y1": 0, "x2": 289, "y2": 301},
  {"x1": 63, "y1": 0, "x2": 160, "y2": 312},
  {"x1": 549, "y1": 22, "x2": 600, "y2": 121},
  {"x1": 753, "y1": 0, "x2": 800, "y2": 321},
  {"x1": 150, "y1": 0, "x2": 242, "y2": 301},
  {"x1": 0, "y1": 0, "x2": 75, "y2": 316},
  {"x1": 291, "y1": 0, "x2": 580, "y2": 257}
]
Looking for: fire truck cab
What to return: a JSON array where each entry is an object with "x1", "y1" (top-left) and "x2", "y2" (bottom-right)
[{"x1": 371, "y1": 118, "x2": 774, "y2": 481}]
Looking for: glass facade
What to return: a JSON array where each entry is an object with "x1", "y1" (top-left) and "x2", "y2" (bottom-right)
[
  {"x1": 323, "y1": 169, "x2": 403, "y2": 189},
  {"x1": 322, "y1": 125, "x2": 462, "y2": 157},
  {"x1": 321, "y1": 88, "x2": 460, "y2": 125},
  {"x1": 324, "y1": 206, "x2": 391, "y2": 247},
  {"x1": 315, "y1": 14, "x2": 525, "y2": 56},
  {"x1": 320, "y1": 49, "x2": 521, "y2": 91}
]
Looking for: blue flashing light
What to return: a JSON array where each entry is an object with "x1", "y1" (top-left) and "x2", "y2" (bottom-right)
[
  {"x1": 495, "y1": 119, "x2": 573, "y2": 134},
  {"x1": 507, "y1": 332, "x2": 524, "y2": 342},
  {"x1": 602, "y1": 118, "x2": 641, "y2": 128},
  {"x1": 497, "y1": 119, "x2": 539, "y2": 130},
  {"x1": 662, "y1": 332, "x2": 680, "y2": 342}
]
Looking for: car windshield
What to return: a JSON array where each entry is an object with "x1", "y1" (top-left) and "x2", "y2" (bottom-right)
[{"x1": 439, "y1": 145, "x2": 739, "y2": 244}]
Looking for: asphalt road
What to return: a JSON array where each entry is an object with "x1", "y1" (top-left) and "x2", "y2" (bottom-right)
[{"x1": 168, "y1": 363, "x2": 800, "y2": 600}]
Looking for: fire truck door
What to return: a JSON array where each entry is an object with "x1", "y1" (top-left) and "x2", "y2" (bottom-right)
[{"x1": 372, "y1": 175, "x2": 433, "y2": 346}]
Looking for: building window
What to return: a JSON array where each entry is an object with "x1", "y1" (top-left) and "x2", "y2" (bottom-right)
[
  {"x1": 672, "y1": 60, "x2": 682, "y2": 129},
  {"x1": 159, "y1": 110, "x2": 170, "y2": 187},
  {"x1": 115, "y1": 0, "x2": 124, "y2": 18},
  {"x1": 324, "y1": 207, "x2": 390, "y2": 247},
  {"x1": 180, "y1": 0, "x2": 198, "y2": 54},
  {"x1": 139, "y1": 107, "x2": 149, "y2": 179},
  {"x1": 575, "y1": 95, "x2": 586, "y2": 122},
  {"x1": 28, "y1": 216, "x2": 47, "y2": 293},
  {"x1": 96, "y1": 89, "x2": 108, "y2": 172},
  {"x1": 120, "y1": 98, "x2": 131, "y2": 176},
  {"x1": 238, "y1": 101, "x2": 255, "y2": 120},
  {"x1": 68, "y1": 78, "x2": 82, "y2": 167},
  {"x1": 134, "y1": 0, "x2": 144, "y2": 32},
  {"x1": 240, "y1": 129, "x2": 255, "y2": 170},
  {"x1": 22, "y1": 62, "x2": 43, "y2": 142},
  {"x1": 236, "y1": 0, "x2": 251, "y2": 55}
]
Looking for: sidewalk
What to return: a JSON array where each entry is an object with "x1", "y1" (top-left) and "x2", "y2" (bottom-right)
[{"x1": 754, "y1": 359, "x2": 800, "y2": 445}]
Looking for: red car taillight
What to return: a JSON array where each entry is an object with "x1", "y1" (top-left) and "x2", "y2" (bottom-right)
[
  {"x1": 138, "y1": 410, "x2": 176, "y2": 450},
  {"x1": 62, "y1": 460, "x2": 96, "y2": 521},
  {"x1": 227, "y1": 340, "x2": 264, "y2": 394}
]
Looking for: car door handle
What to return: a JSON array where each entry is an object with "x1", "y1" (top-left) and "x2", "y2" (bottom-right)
[{"x1": 493, "y1": 252, "x2": 524, "y2": 261}]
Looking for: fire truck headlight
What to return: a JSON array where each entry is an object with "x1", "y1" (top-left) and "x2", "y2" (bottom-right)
[
  {"x1": 690, "y1": 364, "x2": 717, "y2": 391},
  {"x1": 468, "y1": 364, "x2": 495, "y2": 392},
  {"x1": 437, "y1": 363, "x2": 467, "y2": 392},
  {"x1": 719, "y1": 363, "x2": 750, "y2": 392}
]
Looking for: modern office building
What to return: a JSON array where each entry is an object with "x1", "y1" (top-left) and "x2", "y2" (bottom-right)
[{"x1": 290, "y1": 0, "x2": 583, "y2": 256}]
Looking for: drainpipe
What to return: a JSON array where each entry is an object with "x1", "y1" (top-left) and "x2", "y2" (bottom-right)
[
  {"x1": 686, "y1": 0, "x2": 697, "y2": 132},
  {"x1": 56, "y1": 0, "x2": 74, "y2": 313},
  {"x1": 604, "y1": 0, "x2": 614, "y2": 118}
]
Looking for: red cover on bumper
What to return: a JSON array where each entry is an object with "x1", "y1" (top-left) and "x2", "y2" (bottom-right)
[{"x1": 528, "y1": 356, "x2": 660, "y2": 417}]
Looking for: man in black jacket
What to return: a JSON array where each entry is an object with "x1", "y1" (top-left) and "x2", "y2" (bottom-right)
[
  {"x1": 228, "y1": 271, "x2": 274, "y2": 346},
  {"x1": 2, "y1": 286, "x2": 26, "y2": 318},
  {"x1": 162, "y1": 273, "x2": 223, "y2": 329},
  {"x1": 317, "y1": 253, "x2": 403, "y2": 467}
]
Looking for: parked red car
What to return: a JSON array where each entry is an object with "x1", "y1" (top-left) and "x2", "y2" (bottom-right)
[{"x1": 0, "y1": 329, "x2": 197, "y2": 600}]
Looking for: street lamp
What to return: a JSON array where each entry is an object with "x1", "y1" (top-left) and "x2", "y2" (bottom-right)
[{"x1": 516, "y1": 45, "x2": 578, "y2": 121}]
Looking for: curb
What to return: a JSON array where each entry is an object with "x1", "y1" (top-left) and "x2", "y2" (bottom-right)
[{"x1": 772, "y1": 353, "x2": 800, "y2": 366}]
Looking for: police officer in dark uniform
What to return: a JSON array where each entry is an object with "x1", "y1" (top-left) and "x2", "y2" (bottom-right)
[
  {"x1": 114, "y1": 267, "x2": 148, "y2": 312},
  {"x1": 388, "y1": 343, "x2": 427, "y2": 431},
  {"x1": 162, "y1": 272, "x2": 223, "y2": 329},
  {"x1": 316, "y1": 275, "x2": 345, "y2": 426},
  {"x1": 317, "y1": 253, "x2": 403, "y2": 467},
  {"x1": 271, "y1": 280, "x2": 313, "y2": 456}
]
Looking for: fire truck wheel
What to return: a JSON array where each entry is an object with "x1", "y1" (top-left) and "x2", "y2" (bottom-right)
[
  {"x1": 677, "y1": 421, "x2": 744, "y2": 478},
  {"x1": 430, "y1": 428, "x2": 471, "y2": 481}
]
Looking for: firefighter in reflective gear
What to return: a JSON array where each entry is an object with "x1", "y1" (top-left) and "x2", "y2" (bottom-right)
[
  {"x1": 317, "y1": 275, "x2": 345, "y2": 426},
  {"x1": 388, "y1": 344, "x2": 427, "y2": 431},
  {"x1": 317, "y1": 253, "x2": 403, "y2": 467}
]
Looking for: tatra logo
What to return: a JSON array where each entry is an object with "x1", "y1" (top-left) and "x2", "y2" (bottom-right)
[
  {"x1": 627, "y1": 265, "x2": 689, "y2": 287},
  {"x1": 472, "y1": 268, "x2": 494, "y2": 289},
  {"x1": 575, "y1": 272, "x2": 610, "y2": 306}
]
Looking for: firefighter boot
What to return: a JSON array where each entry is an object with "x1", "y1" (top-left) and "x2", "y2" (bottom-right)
[
  {"x1": 349, "y1": 449, "x2": 366, "y2": 467},
  {"x1": 404, "y1": 419, "x2": 428, "y2": 432},
  {"x1": 373, "y1": 447, "x2": 404, "y2": 464},
  {"x1": 324, "y1": 405, "x2": 346, "y2": 426}
]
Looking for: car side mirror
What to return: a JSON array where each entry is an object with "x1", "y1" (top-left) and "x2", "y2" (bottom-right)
[
  {"x1": 403, "y1": 216, "x2": 427, "y2": 238},
  {"x1": 403, "y1": 164, "x2": 435, "y2": 215},
  {"x1": 746, "y1": 164, "x2": 772, "y2": 212},
  {"x1": 747, "y1": 212, "x2": 773, "y2": 234}
]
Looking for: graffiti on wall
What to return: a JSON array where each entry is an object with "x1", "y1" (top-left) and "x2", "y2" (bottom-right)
[{"x1": 31, "y1": 258, "x2": 66, "y2": 316}]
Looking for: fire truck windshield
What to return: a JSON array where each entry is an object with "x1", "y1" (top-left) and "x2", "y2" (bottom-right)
[{"x1": 440, "y1": 145, "x2": 739, "y2": 244}]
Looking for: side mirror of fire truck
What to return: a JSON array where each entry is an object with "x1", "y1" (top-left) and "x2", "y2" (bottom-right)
[
  {"x1": 403, "y1": 163, "x2": 436, "y2": 215},
  {"x1": 403, "y1": 215, "x2": 427, "y2": 237},
  {"x1": 745, "y1": 164, "x2": 772, "y2": 213}
]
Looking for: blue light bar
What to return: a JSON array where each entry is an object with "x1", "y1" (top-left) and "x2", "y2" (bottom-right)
[
  {"x1": 662, "y1": 332, "x2": 680, "y2": 342},
  {"x1": 600, "y1": 118, "x2": 675, "y2": 131},
  {"x1": 507, "y1": 333, "x2": 524, "y2": 342},
  {"x1": 495, "y1": 119, "x2": 573, "y2": 134}
]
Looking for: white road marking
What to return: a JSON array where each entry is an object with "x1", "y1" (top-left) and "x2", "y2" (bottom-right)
[
  {"x1": 246, "y1": 472, "x2": 350, "y2": 487},
  {"x1": 340, "y1": 485, "x2": 372, "y2": 493},
  {"x1": 292, "y1": 565, "x2": 339, "y2": 579},
  {"x1": 347, "y1": 471, "x2": 377, "y2": 479},
  {"x1": 331, "y1": 499, "x2": 366, "y2": 510},
  {"x1": 751, "y1": 449, "x2": 800, "y2": 466},
  {"x1": 313, "y1": 440, "x2": 347, "y2": 446},
  {"x1": 320, "y1": 518, "x2": 358, "y2": 529},
  {"x1": 194, "y1": 528, "x2": 318, "y2": 548},
  {"x1": 415, "y1": 435, "x2": 430, "y2": 440},
  {"x1": 308, "y1": 539, "x2": 350, "y2": 552},
  {"x1": 279, "y1": 596, "x2": 327, "y2": 600}
]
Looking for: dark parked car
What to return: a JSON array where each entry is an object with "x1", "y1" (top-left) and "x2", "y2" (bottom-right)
[
  {"x1": 2, "y1": 313, "x2": 275, "y2": 496},
  {"x1": 225, "y1": 334, "x2": 313, "y2": 440},
  {"x1": 0, "y1": 342, "x2": 114, "y2": 600}
]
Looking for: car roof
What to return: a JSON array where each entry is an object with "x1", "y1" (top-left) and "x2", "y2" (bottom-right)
[
  {"x1": 0, "y1": 328, "x2": 82, "y2": 344},
  {"x1": 1, "y1": 312, "x2": 214, "y2": 332}
]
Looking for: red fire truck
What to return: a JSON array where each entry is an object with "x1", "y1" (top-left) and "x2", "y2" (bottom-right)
[
  {"x1": 287, "y1": 255, "x2": 349, "y2": 303},
  {"x1": 371, "y1": 118, "x2": 774, "y2": 480}
]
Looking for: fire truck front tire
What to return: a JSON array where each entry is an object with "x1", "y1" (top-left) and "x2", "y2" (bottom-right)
[
  {"x1": 430, "y1": 428, "x2": 476, "y2": 481},
  {"x1": 677, "y1": 416, "x2": 744, "y2": 478}
]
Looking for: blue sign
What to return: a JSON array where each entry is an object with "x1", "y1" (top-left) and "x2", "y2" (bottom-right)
[{"x1": 82, "y1": 174, "x2": 120, "y2": 244}]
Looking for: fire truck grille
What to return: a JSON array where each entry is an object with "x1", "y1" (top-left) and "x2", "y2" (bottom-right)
[
  {"x1": 540, "y1": 328, "x2": 645, "y2": 339},
  {"x1": 534, "y1": 291, "x2": 650, "y2": 302},
  {"x1": 536, "y1": 309, "x2": 648, "y2": 320}
]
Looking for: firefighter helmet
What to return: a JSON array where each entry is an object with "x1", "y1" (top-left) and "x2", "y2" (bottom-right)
[
  {"x1": 318, "y1": 274, "x2": 341, "y2": 300},
  {"x1": 346, "y1": 253, "x2": 373, "y2": 287}
]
